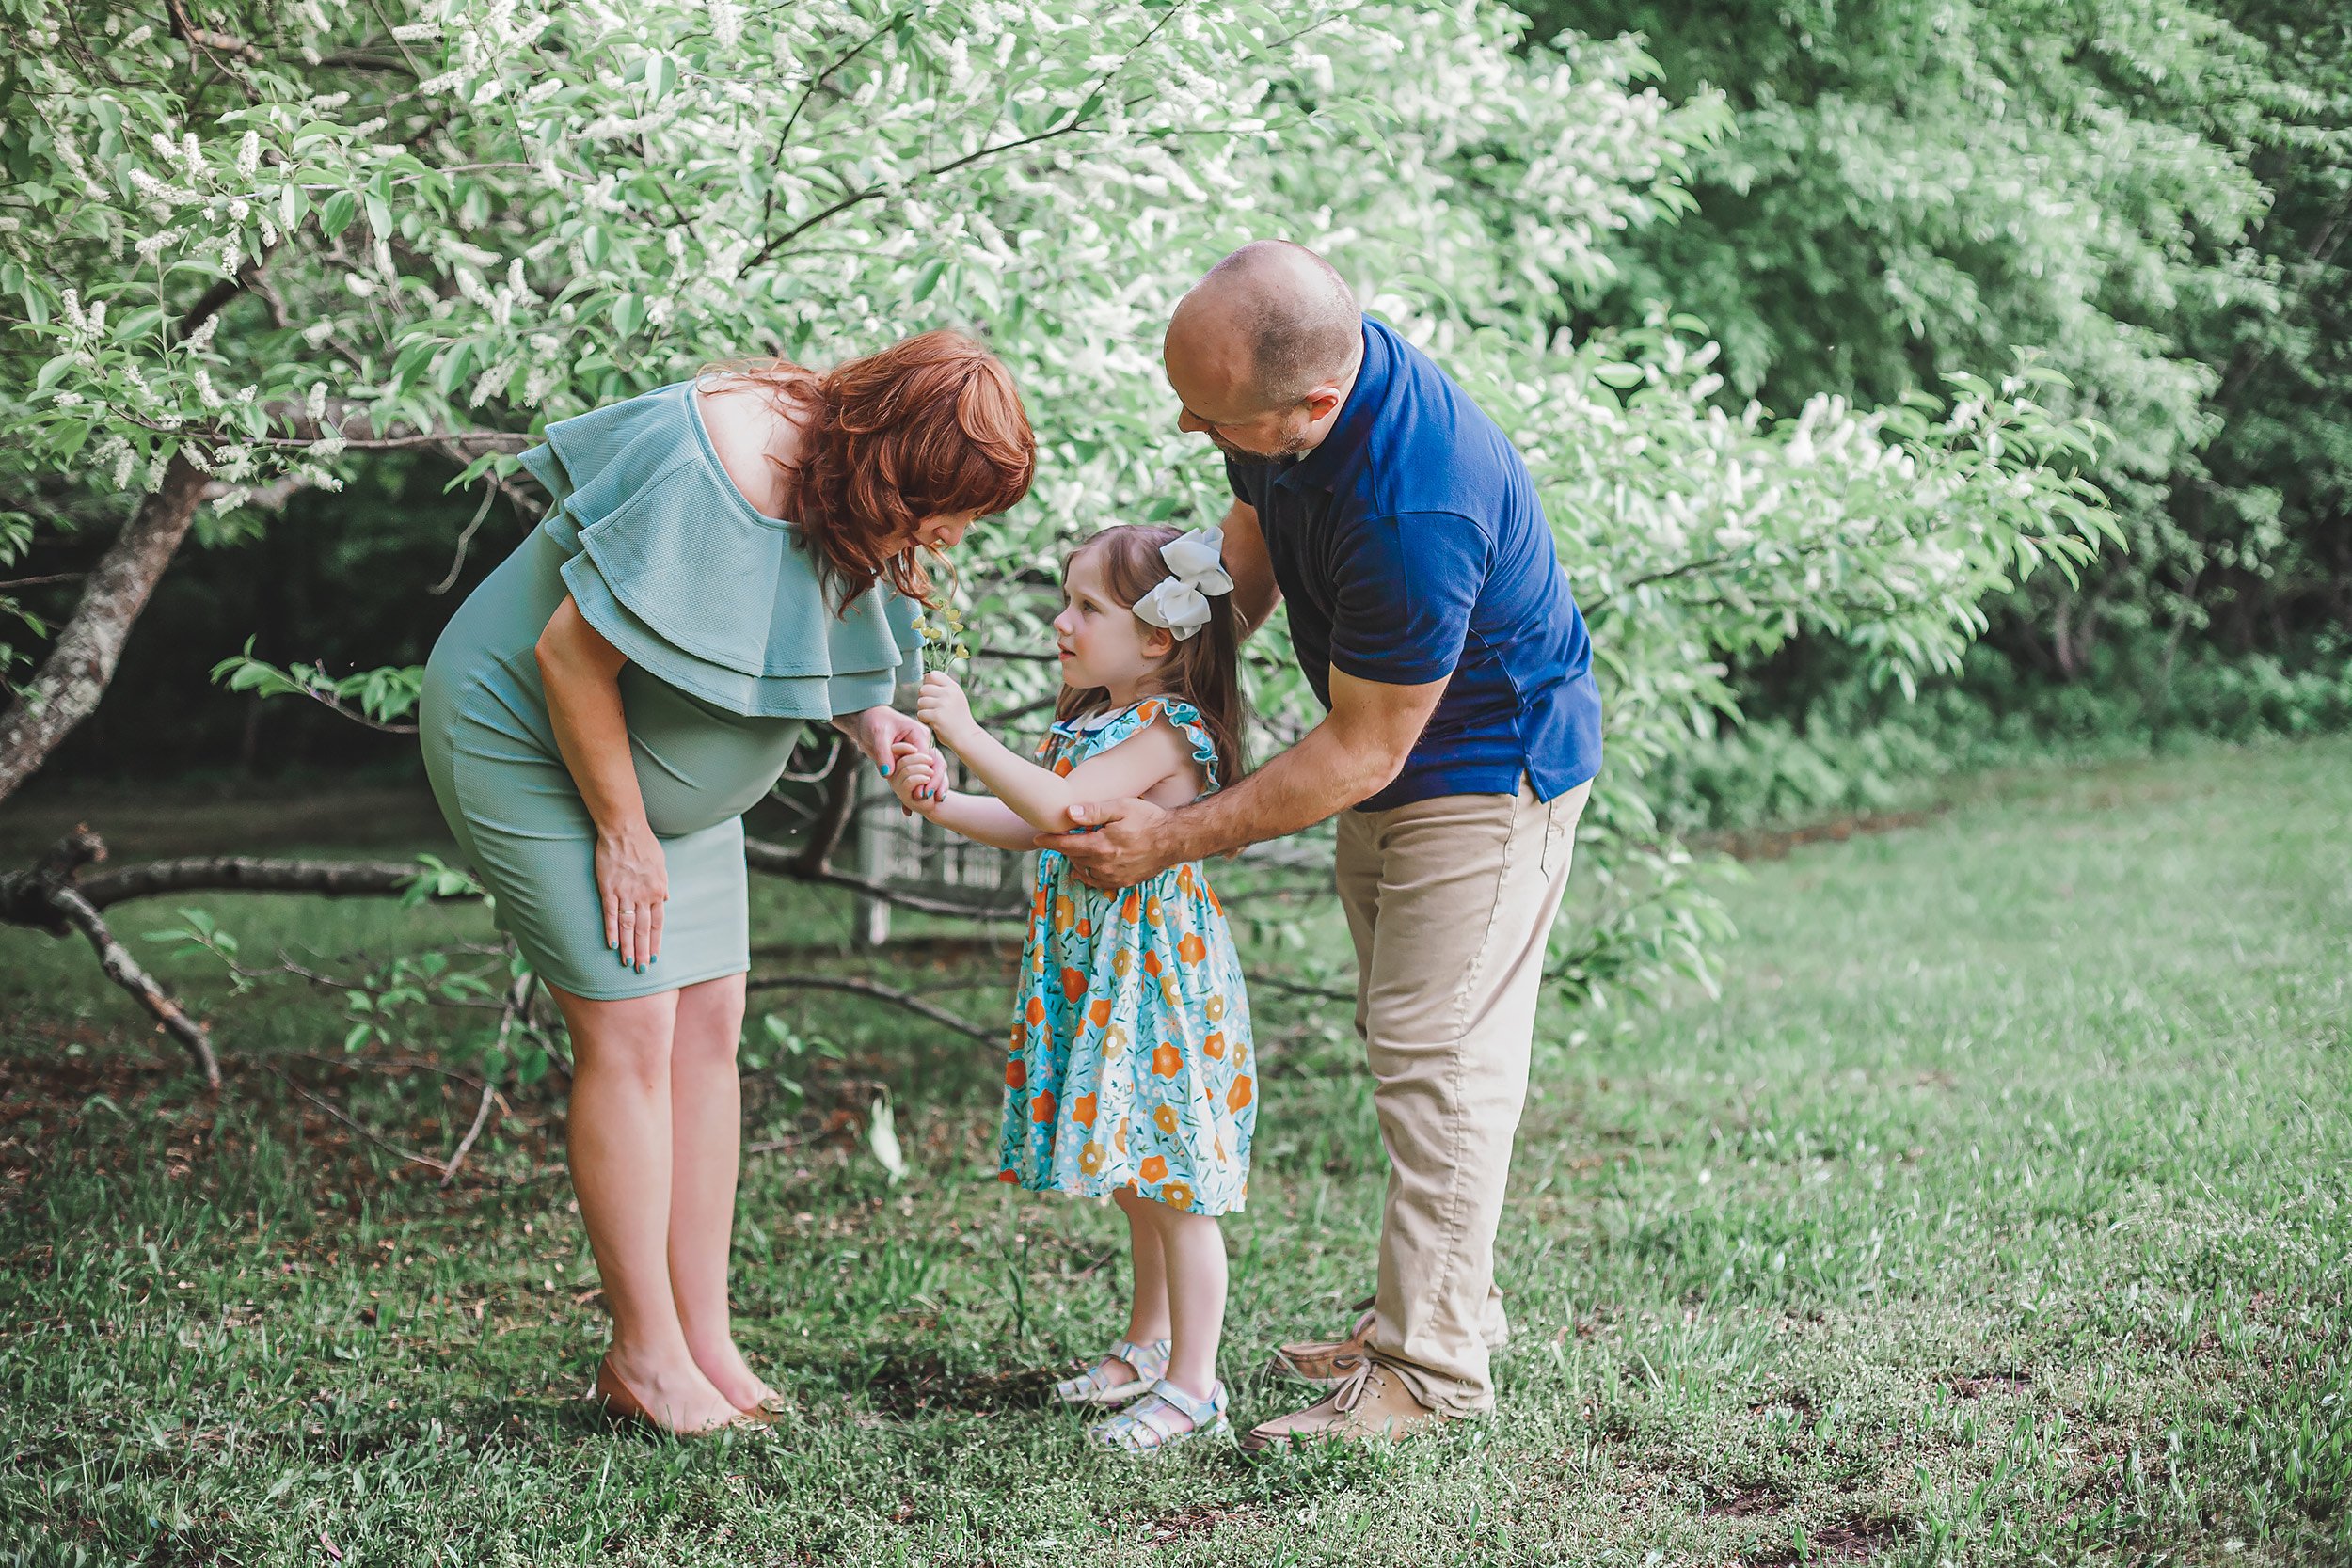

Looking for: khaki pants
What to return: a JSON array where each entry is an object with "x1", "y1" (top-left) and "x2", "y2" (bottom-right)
[{"x1": 1336, "y1": 778, "x2": 1589, "y2": 1414}]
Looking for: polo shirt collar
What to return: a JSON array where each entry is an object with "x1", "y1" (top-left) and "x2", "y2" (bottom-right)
[{"x1": 1276, "y1": 316, "x2": 1385, "y2": 494}]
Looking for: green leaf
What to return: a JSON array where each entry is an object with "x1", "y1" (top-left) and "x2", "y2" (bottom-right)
[{"x1": 320, "y1": 191, "x2": 358, "y2": 238}]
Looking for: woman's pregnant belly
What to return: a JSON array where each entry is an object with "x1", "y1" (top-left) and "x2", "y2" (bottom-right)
[
  {"x1": 424, "y1": 529, "x2": 803, "y2": 842},
  {"x1": 621, "y1": 667, "x2": 804, "y2": 838}
]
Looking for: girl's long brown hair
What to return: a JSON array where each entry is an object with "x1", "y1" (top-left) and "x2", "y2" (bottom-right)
[
  {"x1": 1054, "y1": 524, "x2": 1249, "y2": 785},
  {"x1": 711, "y1": 329, "x2": 1034, "y2": 609}
]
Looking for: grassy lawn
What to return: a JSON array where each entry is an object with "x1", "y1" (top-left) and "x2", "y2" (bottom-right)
[{"x1": 3, "y1": 739, "x2": 2347, "y2": 1565}]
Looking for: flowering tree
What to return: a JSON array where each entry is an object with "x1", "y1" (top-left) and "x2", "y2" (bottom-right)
[{"x1": 0, "y1": 0, "x2": 2111, "y2": 1077}]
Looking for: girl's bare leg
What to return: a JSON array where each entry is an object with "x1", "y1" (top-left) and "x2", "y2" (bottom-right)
[
  {"x1": 548, "y1": 983, "x2": 741, "y2": 1433},
  {"x1": 1103, "y1": 1185, "x2": 1171, "y2": 1382},
  {"x1": 1137, "y1": 1200, "x2": 1227, "y2": 1410},
  {"x1": 665, "y1": 974, "x2": 768, "y2": 1408}
]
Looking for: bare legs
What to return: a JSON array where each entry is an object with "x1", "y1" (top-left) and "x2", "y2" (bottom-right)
[
  {"x1": 550, "y1": 974, "x2": 761, "y2": 1433},
  {"x1": 1107, "y1": 1187, "x2": 1227, "y2": 1422}
]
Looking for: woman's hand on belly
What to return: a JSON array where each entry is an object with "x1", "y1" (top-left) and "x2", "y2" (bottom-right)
[{"x1": 597, "y1": 822, "x2": 668, "y2": 968}]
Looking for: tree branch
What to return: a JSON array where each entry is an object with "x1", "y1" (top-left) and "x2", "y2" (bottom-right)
[
  {"x1": 743, "y1": 973, "x2": 995, "y2": 1043},
  {"x1": 0, "y1": 454, "x2": 208, "y2": 805},
  {"x1": 741, "y1": 837, "x2": 1026, "y2": 919}
]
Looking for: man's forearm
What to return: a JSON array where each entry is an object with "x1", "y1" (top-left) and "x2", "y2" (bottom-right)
[{"x1": 1163, "y1": 721, "x2": 1399, "y2": 861}]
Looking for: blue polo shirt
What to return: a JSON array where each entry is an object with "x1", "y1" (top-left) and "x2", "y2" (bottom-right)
[{"x1": 1225, "y1": 315, "x2": 1602, "y2": 813}]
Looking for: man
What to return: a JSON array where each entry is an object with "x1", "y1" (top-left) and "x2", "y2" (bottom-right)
[{"x1": 1041, "y1": 241, "x2": 1603, "y2": 1447}]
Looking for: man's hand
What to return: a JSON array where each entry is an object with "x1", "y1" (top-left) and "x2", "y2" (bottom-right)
[{"x1": 1037, "y1": 797, "x2": 1180, "y2": 890}]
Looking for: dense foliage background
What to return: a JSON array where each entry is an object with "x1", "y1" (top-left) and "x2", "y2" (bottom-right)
[{"x1": 2, "y1": 0, "x2": 2344, "y2": 985}]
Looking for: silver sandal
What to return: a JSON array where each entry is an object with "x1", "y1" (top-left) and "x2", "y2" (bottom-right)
[
  {"x1": 1053, "y1": 1338, "x2": 1170, "y2": 1406},
  {"x1": 1089, "y1": 1377, "x2": 1231, "y2": 1454}
]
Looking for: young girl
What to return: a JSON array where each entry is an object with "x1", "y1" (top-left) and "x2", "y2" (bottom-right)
[{"x1": 886, "y1": 523, "x2": 1255, "y2": 1454}]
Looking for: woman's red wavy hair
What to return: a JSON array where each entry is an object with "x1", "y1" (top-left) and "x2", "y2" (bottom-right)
[{"x1": 713, "y1": 329, "x2": 1034, "y2": 609}]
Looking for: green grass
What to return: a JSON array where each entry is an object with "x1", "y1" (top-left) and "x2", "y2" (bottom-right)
[{"x1": 4, "y1": 739, "x2": 2348, "y2": 1565}]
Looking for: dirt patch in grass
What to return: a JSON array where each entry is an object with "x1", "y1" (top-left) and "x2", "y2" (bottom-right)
[
  {"x1": 1708, "y1": 1488, "x2": 1789, "y2": 1518},
  {"x1": 1702, "y1": 808, "x2": 1947, "y2": 863},
  {"x1": 1751, "y1": 1514, "x2": 1903, "y2": 1564},
  {"x1": 1134, "y1": 1501, "x2": 1269, "y2": 1542},
  {"x1": 855, "y1": 1354, "x2": 1064, "y2": 1418},
  {"x1": 1951, "y1": 1372, "x2": 2032, "y2": 1399}
]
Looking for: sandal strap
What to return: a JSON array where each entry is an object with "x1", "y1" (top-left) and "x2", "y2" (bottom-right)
[
  {"x1": 1138, "y1": 1377, "x2": 1225, "y2": 1428},
  {"x1": 1110, "y1": 1338, "x2": 1172, "y2": 1381}
]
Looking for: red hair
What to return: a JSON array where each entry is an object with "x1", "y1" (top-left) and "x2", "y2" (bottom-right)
[{"x1": 713, "y1": 329, "x2": 1034, "y2": 608}]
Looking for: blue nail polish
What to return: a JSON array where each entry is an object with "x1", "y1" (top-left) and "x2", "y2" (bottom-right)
[
  {"x1": 635, "y1": 962, "x2": 644, "y2": 974},
  {"x1": 650, "y1": 956, "x2": 658, "y2": 965},
  {"x1": 881, "y1": 762, "x2": 892, "y2": 775}
]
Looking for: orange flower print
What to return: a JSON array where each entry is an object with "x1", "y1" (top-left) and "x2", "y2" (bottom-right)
[
  {"x1": 1178, "y1": 933, "x2": 1207, "y2": 966},
  {"x1": 998, "y1": 1169, "x2": 1020, "y2": 1183},
  {"x1": 1113, "y1": 949, "x2": 1132, "y2": 977},
  {"x1": 1152, "y1": 1104, "x2": 1178, "y2": 1134},
  {"x1": 1142, "y1": 950, "x2": 1162, "y2": 977},
  {"x1": 1160, "y1": 976, "x2": 1181, "y2": 1006},
  {"x1": 1073, "y1": 1093, "x2": 1098, "y2": 1127},
  {"x1": 1203, "y1": 1032, "x2": 1225, "y2": 1061},
  {"x1": 1009, "y1": 1022, "x2": 1025, "y2": 1053},
  {"x1": 1152, "y1": 1042, "x2": 1182, "y2": 1078},
  {"x1": 1146, "y1": 895, "x2": 1165, "y2": 927},
  {"x1": 1121, "y1": 893, "x2": 1141, "y2": 923},
  {"x1": 1088, "y1": 997, "x2": 1113, "y2": 1029},
  {"x1": 1080, "y1": 1141, "x2": 1103, "y2": 1175},
  {"x1": 1115, "y1": 1117, "x2": 1129, "y2": 1154},
  {"x1": 1205, "y1": 993, "x2": 1226, "y2": 1023},
  {"x1": 1059, "y1": 967, "x2": 1086, "y2": 1001},
  {"x1": 1177, "y1": 864, "x2": 1197, "y2": 895},
  {"x1": 1025, "y1": 996, "x2": 1045, "y2": 1024},
  {"x1": 1160, "y1": 1182, "x2": 1193, "y2": 1209},
  {"x1": 1214, "y1": 1138, "x2": 1229, "y2": 1163},
  {"x1": 1031, "y1": 1091, "x2": 1057, "y2": 1124},
  {"x1": 1227, "y1": 1076, "x2": 1254, "y2": 1113},
  {"x1": 1136, "y1": 700, "x2": 1161, "y2": 723},
  {"x1": 1052, "y1": 757, "x2": 1073, "y2": 776},
  {"x1": 1102, "y1": 1022, "x2": 1127, "y2": 1059},
  {"x1": 1139, "y1": 1155, "x2": 1168, "y2": 1183},
  {"x1": 1006, "y1": 1058, "x2": 1027, "y2": 1089},
  {"x1": 1032, "y1": 885, "x2": 1050, "y2": 917},
  {"x1": 1053, "y1": 895, "x2": 1074, "y2": 932},
  {"x1": 1078, "y1": 919, "x2": 1091, "y2": 940}
]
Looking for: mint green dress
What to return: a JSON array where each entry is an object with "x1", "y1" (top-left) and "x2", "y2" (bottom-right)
[{"x1": 419, "y1": 379, "x2": 921, "y2": 1001}]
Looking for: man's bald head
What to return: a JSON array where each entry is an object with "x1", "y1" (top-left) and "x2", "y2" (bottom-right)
[
  {"x1": 1169, "y1": 242, "x2": 1361, "y2": 414},
  {"x1": 1165, "y1": 242, "x2": 1362, "y2": 458}
]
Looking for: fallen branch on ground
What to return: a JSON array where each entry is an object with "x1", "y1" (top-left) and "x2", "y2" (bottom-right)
[{"x1": 742, "y1": 973, "x2": 995, "y2": 1044}]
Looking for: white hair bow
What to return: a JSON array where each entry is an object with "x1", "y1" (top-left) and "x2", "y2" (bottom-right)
[{"x1": 1131, "y1": 526, "x2": 1234, "y2": 641}]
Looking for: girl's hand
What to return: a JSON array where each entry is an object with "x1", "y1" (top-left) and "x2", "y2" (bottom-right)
[
  {"x1": 915, "y1": 673, "x2": 976, "y2": 747},
  {"x1": 888, "y1": 752, "x2": 944, "y2": 815},
  {"x1": 596, "y1": 821, "x2": 668, "y2": 970}
]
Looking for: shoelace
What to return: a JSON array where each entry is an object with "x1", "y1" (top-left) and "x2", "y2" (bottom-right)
[{"x1": 1327, "y1": 1351, "x2": 1381, "y2": 1415}]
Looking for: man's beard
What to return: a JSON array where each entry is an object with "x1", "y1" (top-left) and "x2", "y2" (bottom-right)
[{"x1": 1207, "y1": 422, "x2": 1314, "y2": 461}]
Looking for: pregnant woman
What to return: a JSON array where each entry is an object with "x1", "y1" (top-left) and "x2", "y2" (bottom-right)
[{"x1": 420, "y1": 330, "x2": 1034, "y2": 1433}]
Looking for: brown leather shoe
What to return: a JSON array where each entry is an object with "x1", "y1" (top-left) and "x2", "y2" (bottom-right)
[
  {"x1": 1239, "y1": 1354, "x2": 1451, "y2": 1452},
  {"x1": 1266, "y1": 1296, "x2": 1376, "y2": 1386}
]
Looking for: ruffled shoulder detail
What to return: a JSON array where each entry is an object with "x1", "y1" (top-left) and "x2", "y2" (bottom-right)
[
  {"x1": 1052, "y1": 697, "x2": 1221, "y2": 792},
  {"x1": 523, "y1": 381, "x2": 922, "y2": 719}
]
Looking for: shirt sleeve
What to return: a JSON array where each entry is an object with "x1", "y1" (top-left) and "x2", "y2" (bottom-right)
[{"x1": 1326, "y1": 512, "x2": 1489, "y2": 687}]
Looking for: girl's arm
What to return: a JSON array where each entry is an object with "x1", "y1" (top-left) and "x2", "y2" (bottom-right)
[{"x1": 914, "y1": 673, "x2": 1191, "y2": 832}]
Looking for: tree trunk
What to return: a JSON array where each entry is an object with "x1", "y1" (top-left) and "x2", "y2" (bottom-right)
[{"x1": 0, "y1": 455, "x2": 207, "y2": 804}]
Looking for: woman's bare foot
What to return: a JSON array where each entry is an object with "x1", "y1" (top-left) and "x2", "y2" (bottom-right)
[
  {"x1": 597, "y1": 1351, "x2": 745, "y2": 1434},
  {"x1": 687, "y1": 1337, "x2": 776, "y2": 1412}
]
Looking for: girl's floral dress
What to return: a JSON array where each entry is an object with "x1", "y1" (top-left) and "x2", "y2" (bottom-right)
[{"x1": 998, "y1": 698, "x2": 1256, "y2": 1216}]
